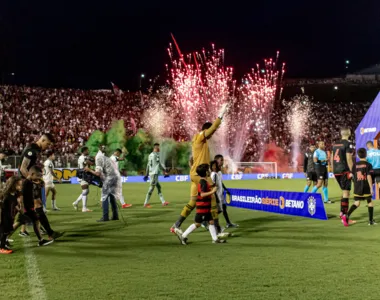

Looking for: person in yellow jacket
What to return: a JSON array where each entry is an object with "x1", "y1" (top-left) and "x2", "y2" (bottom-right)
[{"x1": 170, "y1": 103, "x2": 229, "y2": 235}]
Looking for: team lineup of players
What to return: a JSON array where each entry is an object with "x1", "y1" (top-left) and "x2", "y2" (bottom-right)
[
  {"x1": 5, "y1": 108, "x2": 378, "y2": 254},
  {"x1": 303, "y1": 128, "x2": 379, "y2": 226},
  {"x1": 0, "y1": 103, "x2": 236, "y2": 253}
]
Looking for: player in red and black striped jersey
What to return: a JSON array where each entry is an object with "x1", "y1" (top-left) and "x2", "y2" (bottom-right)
[
  {"x1": 331, "y1": 128, "x2": 354, "y2": 218},
  {"x1": 341, "y1": 148, "x2": 375, "y2": 226},
  {"x1": 178, "y1": 164, "x2": 226, "y2": 245}
]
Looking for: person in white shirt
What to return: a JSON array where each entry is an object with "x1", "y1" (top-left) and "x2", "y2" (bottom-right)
[
  {"x1": 110, "y1": 148, "x2": 132, "y2": 209},
  {"x1": 72, "y1": 147, "x2": 93, "y2": 212},
  {"x1": 43, "y1": 150, "x2": 61, "y2": 211},
  {"x1": 214, "y1": 154, "x2": 238, "y2": 228},
  {"x1": 143, "y1": 143, "x2": 169, "y2": 208},
  {"x1": 85, "y1": 144, "x2": 120, "y2": 222}
]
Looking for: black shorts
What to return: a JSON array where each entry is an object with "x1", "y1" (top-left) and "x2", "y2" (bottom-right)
[
  {"x1": 306, "y1": 172, "x2": 317, "y2": 182},
  {"x1": 195, "y1": 213, "x2": 213, "y2": 224},
  {"x1": 334, "y1": 173, "x2": 352, "y2": 191},
  {"x1": 354, "y1": 195, "x2": 372, "y2": 202},
  {"x1": 14, "y1": 212, "x2": 31, "y2": 225},
  {"x1": 316, "y1": 166, "x2": 328, "y2": 180},
  {"x1": 24, "y1": 210, "x2": 38, "y2": 223},
  {"x1": 373, "y1": 169, "x2": 380, "y2": 183}
]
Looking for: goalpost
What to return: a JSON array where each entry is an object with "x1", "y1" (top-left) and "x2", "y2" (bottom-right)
[{"x1": 232, "y1": 162, "x2": 278, "y2": 178}]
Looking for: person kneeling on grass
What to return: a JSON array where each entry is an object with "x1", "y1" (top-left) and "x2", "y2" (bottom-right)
[
  {"x1": 178, "y1": 164, "x2": 226, "y2": 245},
  {"x1": 342, "y1": 148, "x2": 376, "y2": 226}
]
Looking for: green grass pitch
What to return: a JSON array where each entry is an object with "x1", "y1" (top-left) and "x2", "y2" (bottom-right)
[{"x1": 1, "y1": 179, "x2": 380, "y2": 300}]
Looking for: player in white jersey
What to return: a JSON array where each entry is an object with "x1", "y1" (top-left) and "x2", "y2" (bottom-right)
[
  {"x1": 72, "y1": 147, "x2": 93, "y2": 212},
  {"x1": 110, "y1": 148, "x2": 132, "y2": 209},
  {"x1": 143, "y1": 143, "x2": 169, "y2": 207},
  {"x1": 214, "y1": 154, "x2": 238, "y2": 228},
  {"x1": 43, "y1": 150, "x2": 61, "y2": 211}
]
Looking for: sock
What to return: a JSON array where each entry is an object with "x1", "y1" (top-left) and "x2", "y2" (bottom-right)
[
  {"x1": 35, "y1": 207, "x2": 54, "y2": 236},
  {"x1": 175, "y1": 216, "x2": 186, "y2": 228},
  {"x1": 74, "y1": 194, "x2": 82, "y2": 205},
  {"x1": 119, "y1": 195, "x2": 125, "y2": 205},
  {"x1": 82, "y1": 195, "x2": 87, "y2": 210},
  {"x1": 222, "y1": 204, "x2": 231, "y2": 224},
  {"x1": 341, "y1": 198, "x2": 349, "y2": 215},
  {"x1": 159, "y1": 193, "x2": 165, "y2": 204},
  {"x1": 0, "y1": 233, "x2": 6, "y2": 248},
  {"x1": 182, "y1": 224, "x2": 197, "y2": 238},
  {"x1": 311, "y1": 186, "x2": 318, "y2": 193},
  {"x1": 322, "y1": 187, "x2": 328, "y2": 202},
  {"x1": 52, "y1": 200, "x2": 56, "y2": 208},
  {"x1": 144, "y1": 193, "x2": 152, "y2": 206},
  {"x1": 214, "y1": 219, "x2": 222, "y2": 234},
  {"x1": 368, "y1": 206, "x2": 374, "y2": 222},
  {"x1": 304, "y1": 185, "x2": 310, "y2": 193},
  {"x1": 347, "y1": 204, "x2": 358, "y2": 218},
  {"x1": 209, "y1": 224, "x2": 218, "y2": 241}
]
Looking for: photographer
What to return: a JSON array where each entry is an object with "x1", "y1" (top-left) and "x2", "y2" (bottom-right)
[{"x1": 85, "y1": 145, "x2": 120, "y2": 222}]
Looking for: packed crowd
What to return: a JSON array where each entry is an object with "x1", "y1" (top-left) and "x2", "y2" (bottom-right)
[
  {"x1": 271, "y1": 100, "x2": 370, "y2": 155},
  {"x1": 0, "y1": 85, "x2": 370, "y2": 165},
  {"x1": 0, "y1": 85, "x2": 144, "y2": 156}
]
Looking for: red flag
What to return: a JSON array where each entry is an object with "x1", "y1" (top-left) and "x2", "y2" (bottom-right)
[
  {"x1": 110, "y1": 82, "x2": 123, "y2": 96},
  {"x1": 130, "y1": 117, "x2": 137, "y2": 135}
]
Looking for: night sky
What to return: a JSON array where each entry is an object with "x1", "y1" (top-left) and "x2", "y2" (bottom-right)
[{"x1": 1, "y1": 0, "x2": 380, "y2": 90}]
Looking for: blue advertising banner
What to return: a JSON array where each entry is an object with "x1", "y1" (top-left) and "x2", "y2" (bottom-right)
[
  {"x1": 70, "y1": 172, "x2": 336, "y2": 184},
  {"x1": 226, "y1": 188, "x2": 328, "y2": 220}
]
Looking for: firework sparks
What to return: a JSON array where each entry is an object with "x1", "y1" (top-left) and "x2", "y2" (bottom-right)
[
  {"x1": 117, "y1": 36, "x2": 286, "y2": 167},
  {"x1": 167, "y1": 39, "x2": 284, "y2": 163},
  {"x1": 286, "y1": 95, "x2": 312, "y2": 168}
]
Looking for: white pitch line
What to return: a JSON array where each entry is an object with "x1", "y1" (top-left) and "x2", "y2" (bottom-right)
[{"x1": 23, "y1": 237, "x2": 48, "y2": 300}]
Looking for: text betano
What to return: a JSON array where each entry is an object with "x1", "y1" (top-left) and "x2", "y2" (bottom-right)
[{"x1": 231, "y1": 195, "x2": 304, "y2": 209}]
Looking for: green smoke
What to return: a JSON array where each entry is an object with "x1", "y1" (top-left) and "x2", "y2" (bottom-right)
[
  {"x1": 84, "y1": 123, "x2": 192, "y2": 174},
  {"x1": 124, "y1": 129, "x2": 153, "y2": 175},
  {"x1": 106, "y1": 120, "x2": 126, "y2": 153},
  {"x1": 85, "y1": 130, "x2": 105, "y2": 156},
  {"x1": 106, "y1": 120, "x2": 127, "y2": 170}
]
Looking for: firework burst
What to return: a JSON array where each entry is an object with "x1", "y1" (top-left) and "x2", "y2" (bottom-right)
[
  {"x1": 167, "y1": 38, "x2": 284, "y2": 163},
  {"x1": 286, "y1": 95, "x2": 312, "y2": 168}
]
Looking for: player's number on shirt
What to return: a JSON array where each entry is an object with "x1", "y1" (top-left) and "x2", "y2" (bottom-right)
[
  {"x1": 333, "y1": 149, "x2": 340, "y2": 163},
  {"x1": 356, "y1": 170, "x2": 366, "y2": 181}
]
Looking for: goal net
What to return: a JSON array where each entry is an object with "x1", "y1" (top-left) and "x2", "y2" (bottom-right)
[{"x1": 227, "y1": 162, "x2": 278, "y2": 178}]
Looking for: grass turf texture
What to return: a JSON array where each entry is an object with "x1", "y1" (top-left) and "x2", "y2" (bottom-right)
[{"x1": 1, "y1": 179, "x2": 380, "y2": 300}]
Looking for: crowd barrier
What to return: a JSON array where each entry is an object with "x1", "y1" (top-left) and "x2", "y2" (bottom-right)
[{"x1": 226, "y1": 188, "x2": 328, "y2": 220}]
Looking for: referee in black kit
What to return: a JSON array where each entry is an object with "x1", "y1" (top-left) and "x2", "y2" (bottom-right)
[{"x1": 19, "y1": 133, "x2": 63, "y2": 246}]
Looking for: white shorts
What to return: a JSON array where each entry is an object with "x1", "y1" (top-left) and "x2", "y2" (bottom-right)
[
  {"x1": 80, "y1": 180, "x2": 89, "y2": 186},
  {"x1": 45, "y1": 182, "x2": 55, "y2": 189}
]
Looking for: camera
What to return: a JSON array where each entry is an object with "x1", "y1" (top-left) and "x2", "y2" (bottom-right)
[{"x1": 77, "y1": 169, "x2": 103, "y2": 188}]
